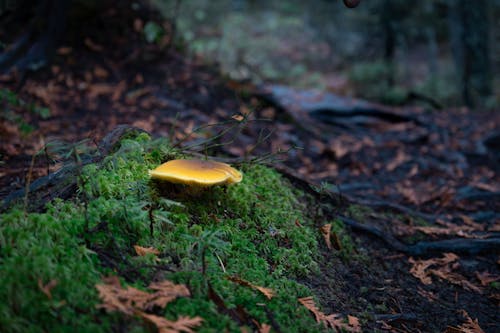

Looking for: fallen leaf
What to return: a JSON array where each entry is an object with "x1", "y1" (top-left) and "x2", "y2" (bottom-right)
[
  {"x1": 409, "y1": 254, "x2": 482, "y2": 293},
  {"x1": 226, "y1": 276, "x2": 274, "y2": 300},
  {"x1": 38, "y1": 279, "x2": 58, "y2": 299},
  {"x1": 347, "y1": 315, "x2": 361, "y2": 331},
  {"x1": 445, "y1": 310, "x2": 485, "y2": 333},
  {"x1": 475, "y1": 271, "x2": 500, "y2": 286},
  {"x1": 320, "y1": 224, "x2": 332, "y2": 249},
  {"x1": 430, "y1": 267, "x2": 482, "y2": 293},
  {"x1": 258, "y1": 323, "x2": 271, "y2": 333},
  {"x1": 403, "y1": 217, "x2": 485, "y2": 239},
  {"x1": 134, "y1": 245, "x2": 160, "y2": 256},
  {"x1": 395, "y1": 181, "x2": 454, "y2": 206},
  {"x1": 138, "y1": 312, "x2": 203, "y2": 333},
  {"x1": 231, "y1": 114, "x2": 244, "y2": 122},
  {"x1": 96, "y1": 276, "x2": 191, "y2": 314},
  {"x1": 96, "y1": 282, "x2": 151, "y2": 315},
  {"x1": 147, "y1": 280, "x2": 191, "y2": 310},
  {"x1": 386, "y1": 149, "x2": 409, "y2": 171},
  {"x1": 298, "y1": 297, "x2": 361, "y2": 332},
  {"x1": 298, "y1": 297, "x2": 322, "y2": 323},
  {"x1": 409, "y1": 253, "x2": 459, "y2": 285}
]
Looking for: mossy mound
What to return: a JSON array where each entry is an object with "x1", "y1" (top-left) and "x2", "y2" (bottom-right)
[{"x1": 0, "y1": 133, "x2": 343, "y2": 332}]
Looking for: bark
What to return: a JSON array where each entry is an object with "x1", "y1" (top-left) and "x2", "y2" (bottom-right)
[{"x1": 448, "y1": 0, "x2": 492, "y2": 107}]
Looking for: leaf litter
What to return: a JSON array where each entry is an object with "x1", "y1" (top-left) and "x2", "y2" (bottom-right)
[
  {"x1": 298, "y1": 296, "x2": 361, "y2": 332},
  {"x1": 0, "y1": 3, "x2": 498, "y2": 331},
  {"x1": 96, "y1": 275, "x2": 202, "y2": 332},
  {"x1": 408, "y1": 253, "x2": 482, "y2": 293},
  {"x1": 134, "y1": 245, "x2": 160, "y2": 256}
]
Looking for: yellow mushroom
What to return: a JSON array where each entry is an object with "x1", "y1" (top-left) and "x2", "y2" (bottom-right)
[{"x1": 148, "y1": 159, "x2": 243, "y2": 186}]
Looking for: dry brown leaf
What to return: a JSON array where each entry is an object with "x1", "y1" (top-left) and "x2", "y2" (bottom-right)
[
  {"x1": 226, "y1": 276, "x2": 274, "y2": 300},
  {"x1": 134, "y1": 245, "x2": 160, "y2": 256},
  {"x1": 347, "y1": 315, "x2": 361, "y2": 331},
  {"x1": 408, "y1": 257, "x2": 433, "y2": 285},
  {"x1": 96, "y1": 276, "x2": 191, "y2": 314},
  {"x1": 395, "y1": 181, "x2": 454, "y2": 206},
  {"x1": 139, "y1": 312, "x2": 203, "y2": 333},
  {"x1": 258, "y1": 323, "x2": 271, "y2": 333},
  {"x1": 96, "y1": 282, "x2": 151, "y2": 315},
  {"x1": 412, "y1": 226, "x2": 476, "y2": 239},
  {"x1": 459, "y1": 215, "x2": 485, "y2": 231},
  {"x1": 402, "y1": 217, "x2": 484, "y2": 239},
  {"x1": 409, "y1": 254, "x2": 482, "y2": 293},
  {"x1": 386, "y1": 149, "x2": 409, "y2": 171},
  {"x1": 298, "y1": 297, "x2": 361, "y2": 332},
  {"x1": 409, "y1": 253, "x2": 459, "y2": 285},
  {"x1": 475, "y1": 271, "x2": 500, "y2": 286},
  {"x1": 146, "y1": 280, "x2": 191, "y2": 310},
  {"x1": 329, "y1": 140, "x2": 350, "y2": 159},
  {"x1": 320, "y1": 224, "x2": 332, "y2": 249},
  {"x1": 96, "y1": 277, "x2": 200, "y2": 332},
  {"x1": 298, "y1": 297, "x2": 323, "y2": 323},
  {"x1": 38, "y1": 279, "x2": 58, "y2": 299},
  {"x1": 445, "y1": 310, "x2": 485, "y2": 333},
  {"x1": 231, "y1": 114, "x2": 244, "y2": 122},
  {"x1": 429, "y1": 268, "x2": 482, "y2": 293}
]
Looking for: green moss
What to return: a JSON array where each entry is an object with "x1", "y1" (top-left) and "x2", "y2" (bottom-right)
[{"x1": 0, "y1": 135, "x2": 329, "y2": 332}]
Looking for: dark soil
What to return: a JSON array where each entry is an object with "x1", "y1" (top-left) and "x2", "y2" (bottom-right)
[{"x1": 1, "y1": 2, "x2": 499, "y2": 332}]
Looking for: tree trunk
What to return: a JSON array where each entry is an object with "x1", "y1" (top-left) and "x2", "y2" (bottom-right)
[{"x1": 448, "y1": 0, "x2": 492, "y2": 108}]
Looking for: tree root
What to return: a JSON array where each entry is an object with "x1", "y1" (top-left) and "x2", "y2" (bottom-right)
[
  {"x1": 272, "y1": 164, "x2": 500, "y2": 257},
  {"x1": 339, "y1": 215, "x2": 500, "y2": 256}
]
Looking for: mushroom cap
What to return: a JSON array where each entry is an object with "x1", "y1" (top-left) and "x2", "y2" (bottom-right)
[{"x1": 149, "y1": 159, "x2": 243, "y2": 186}]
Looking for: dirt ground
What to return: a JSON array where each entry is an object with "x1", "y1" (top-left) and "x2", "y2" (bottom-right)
[{"x1": 1, "y1": 3, "x2": 499, "y2": 332}]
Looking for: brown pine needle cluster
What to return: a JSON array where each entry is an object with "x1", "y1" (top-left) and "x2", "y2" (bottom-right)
[
  {"x1": 226, "y1": 276, "x2": 274, "y2": 300},
  {"x1": 298, "y1": 297, "x2": 361, "y2": 332},
  {"x1": 134, "y1": 245, "x2": 161, "y2": 256},
  {"x1": 96, "y1": 276, "x2": 202, "y2": 333},
  {"x1": 445, "y1": 310, "x2": 485, "y2": 333},
  {"x1": 409, "y1": 253, "x2": 482, "y2": 293}
]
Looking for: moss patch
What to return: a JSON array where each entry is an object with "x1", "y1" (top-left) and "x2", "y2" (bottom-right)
[{"x1": 0, "y1": 133, "x2": 346, "y2": 332}]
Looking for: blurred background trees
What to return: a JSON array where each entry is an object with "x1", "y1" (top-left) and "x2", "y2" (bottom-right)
[
  {"x1": 0, "y1": 0, "x2": 498, "y2": 108},
  {"x1": 154, "y1": 0, "x2": 498, "y2": 108}
]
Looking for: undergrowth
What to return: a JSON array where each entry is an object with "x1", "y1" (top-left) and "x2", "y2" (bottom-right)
[{"x1": 0, "y1": 133, "x2": 349, "y2": 332}]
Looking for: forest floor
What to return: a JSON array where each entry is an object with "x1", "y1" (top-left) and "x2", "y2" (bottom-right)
[{"x1": 1, "y1": 3, "x2": 499, "y2": 332}]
